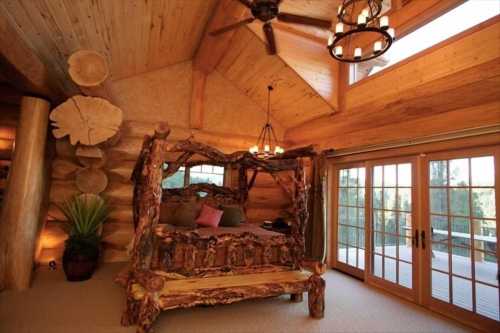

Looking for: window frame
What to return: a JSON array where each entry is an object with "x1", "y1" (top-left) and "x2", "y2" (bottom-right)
[
  {"x1": 347, "y1": 3, "x2": 499, "y2": 87},
  {"x1": 162, "y1": 163, "x2": 226, "y2": 189}
]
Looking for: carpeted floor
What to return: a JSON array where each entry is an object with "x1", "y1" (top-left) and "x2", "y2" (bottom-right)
[{"x1": 0, "y1": 263, "x2": 472, "y2": 333}]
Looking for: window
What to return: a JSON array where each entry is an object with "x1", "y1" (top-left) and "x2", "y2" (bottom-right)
[
  {"x1": 162, "y1": 164, "x2": 225, "y2": 189},
  {"x1": 350, "y1": 0, "x2": 500, "y2": 84},
  {"x1": 162, "y1": 166, "x2": 185, "y2": 189},
  {"x1": 189, "y1": 165, "x2": 224, "y2": 186},
  {"x1": 337, "y1": 167, "x2": 366, "y2": 271}
]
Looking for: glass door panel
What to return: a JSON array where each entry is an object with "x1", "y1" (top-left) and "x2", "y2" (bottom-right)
[
  {"x1": 337, "y1": 167, "x2": 366, "y2": 273},
  {"x1": 371, "y1": 163, "x2": 414, "y2": 290},
  {"x1": 429, "y1": 155, "x2": 499, "y2": 321}
]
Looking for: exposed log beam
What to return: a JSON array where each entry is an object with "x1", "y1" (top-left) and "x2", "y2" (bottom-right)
[
  {"x1": 193, "y1": 0, "x2": 248, "y2": 74},
  {"x1": 190, "y1": 68, "x2": 207, "y2": 129},
  {"x1": 0, "y1": 12, "x2": 61, "y2": 102}
]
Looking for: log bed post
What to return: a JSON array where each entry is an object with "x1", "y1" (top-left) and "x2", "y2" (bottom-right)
[
  {"x1": 131, "y1": 123, "x2": 170, "y2": 270},
  {"x1": 0, "y1": 96, "x2": 50, "y2": 291}
]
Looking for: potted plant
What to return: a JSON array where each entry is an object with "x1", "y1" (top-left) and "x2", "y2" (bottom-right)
[{"x1": 59, "y1": 193, "x2": 109, "y2": 281}]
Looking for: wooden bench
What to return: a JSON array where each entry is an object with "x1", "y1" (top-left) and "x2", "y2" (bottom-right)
[{"x1": 124, "y1": 269, "x2": 325, "y2": 333}]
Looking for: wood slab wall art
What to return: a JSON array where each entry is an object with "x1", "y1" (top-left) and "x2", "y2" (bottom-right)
[{"x1": 50, "y1": 95, "x2": 123, "y2": 146}]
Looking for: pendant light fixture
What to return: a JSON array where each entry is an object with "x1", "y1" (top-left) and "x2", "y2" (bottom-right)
[
  {"x1": 249, "y1": 85, "x2": 284, "y2": 158},
  {"x1": 327, "y1": 0, "x2": 395, "y2": 63}
]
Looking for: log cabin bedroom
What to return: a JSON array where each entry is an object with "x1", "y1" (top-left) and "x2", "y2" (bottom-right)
[{"x1": 0, "y1": 0, "x2": 499, "y2": 332}]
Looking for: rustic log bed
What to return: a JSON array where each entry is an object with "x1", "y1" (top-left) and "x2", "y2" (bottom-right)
[{"x1": 118, "y1": 123, "x2": 325, "y2": 333}]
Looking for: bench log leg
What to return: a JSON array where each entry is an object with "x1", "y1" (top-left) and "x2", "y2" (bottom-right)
[
  {"x1": 137, "y1": 297, "x2": 161, "y2": 333},
  {"x1": 121, "y1": 298, "x2": 139, "y2": 326},
  {"x1": 290, "y1": 293, "x2": 303, "y2": 302},
  {"x1": 308, "y1": 274, "x2": 325, "y2": 319}
]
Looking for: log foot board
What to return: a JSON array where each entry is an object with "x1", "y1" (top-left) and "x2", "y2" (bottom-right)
[{"x1": 123, "y1": 270, "x2": 325, "y2": 332}]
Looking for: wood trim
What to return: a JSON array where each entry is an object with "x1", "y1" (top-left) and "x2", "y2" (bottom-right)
[
  {"x1": 348, "y1": 11, "x2": 499, "y2": 89},
  {"x1": 328, "y1": 130, "x2": 500, "y2": 164},
  {"x1": 337, "y1": 63, "x2": 348, "y2": 113},
  {"x1": 189, "y1": 68, "x2": 206, "y2": 129}
]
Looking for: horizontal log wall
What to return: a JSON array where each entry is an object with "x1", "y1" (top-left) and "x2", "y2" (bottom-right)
[{"x1": 246, "y1": 171, "x2": 293, "y2": 224}]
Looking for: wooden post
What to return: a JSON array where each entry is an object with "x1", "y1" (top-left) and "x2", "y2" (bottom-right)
[
  {"x1": 0, "y1": 96, "x2": 50, "y2": 290},
  {"x1": 190, "y1": 68, "x2": 206, "y2": 129}
]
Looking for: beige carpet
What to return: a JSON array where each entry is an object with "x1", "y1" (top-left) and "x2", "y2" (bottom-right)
[{"x1": 0, "y1": 263, "x2": 472, "y2": 333}]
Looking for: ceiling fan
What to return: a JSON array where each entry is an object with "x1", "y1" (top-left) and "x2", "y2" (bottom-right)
[{"x1": 210, "y1": 0, "x2": 332, "y2": 55}]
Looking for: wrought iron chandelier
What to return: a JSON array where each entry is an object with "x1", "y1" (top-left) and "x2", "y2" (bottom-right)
[
  {"x1": 249, "y1": 85, "x2": 284, "y2": 158},
  {"x1": 327, "y1": 0, "x2": 395, "y2": 63}
]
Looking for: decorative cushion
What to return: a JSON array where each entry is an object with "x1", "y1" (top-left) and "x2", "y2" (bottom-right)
[
  {"x1": 219, "y1": 205, "x2": 245, "y2": 227},
  {"x1": 196, "y1": 204, "x2": 223, "y2": 228},
  {"x1": 169, "y1": 202, "x2": 198, "y2": 227}
]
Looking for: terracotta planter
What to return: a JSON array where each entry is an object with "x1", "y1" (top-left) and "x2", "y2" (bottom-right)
[{"x1": 62, "y1": 248, "x2": 99, "y2": 282}]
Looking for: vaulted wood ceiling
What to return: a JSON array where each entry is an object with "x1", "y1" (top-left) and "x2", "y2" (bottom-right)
[
  {"x1": 0, "y1": 0, "x2": 339, "y2": 131},
  {"x1": 0, "y1": 0, "x2": 218, "y2": 93}
]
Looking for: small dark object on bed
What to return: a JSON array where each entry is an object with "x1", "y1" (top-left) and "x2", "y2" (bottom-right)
[{"x1": 261, "y1": 217, "x2": 291, "y2": 234}]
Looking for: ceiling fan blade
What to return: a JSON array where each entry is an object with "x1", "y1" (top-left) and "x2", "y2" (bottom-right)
[
  {"x1": 277, "y1": 12, "x2": 332, "y2": 29},
  {"x1": 237, "y1": 0, "x2": 253, "y2": 9},
  {"x1": 210, "y1": 17, "x2": 255, "y2": 36},
  {"x1": 262, "y1": 22, "x2": 277, "y2": 55}
]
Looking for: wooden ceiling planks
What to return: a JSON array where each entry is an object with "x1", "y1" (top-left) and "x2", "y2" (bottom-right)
[
  {"x1": 280, "y1": 0, "x2": 340, "y2": 21},
  {"x1": 215, "y1": 27, "x2": 334, "y2": 129},
  {"x1": 248, "y1": 22, "x2": 339, "y2": 110},
  {"x1": 0, "y1": 0, "x2": 217, "y2": 96}
]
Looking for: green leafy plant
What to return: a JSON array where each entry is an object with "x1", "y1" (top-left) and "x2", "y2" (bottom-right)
[{"x1": 58, "y1": 194, "x2": 109, "y2": 259}]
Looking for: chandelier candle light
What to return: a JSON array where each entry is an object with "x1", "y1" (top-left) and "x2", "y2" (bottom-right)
[
  {"x1": 249, "y1": 85, "x2": 284, "y2": 158},
  {"x1": 327, "y1": 0, "x2": 395, "y2": 63}
]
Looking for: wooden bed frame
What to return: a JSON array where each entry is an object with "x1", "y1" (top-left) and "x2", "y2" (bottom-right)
[{"x1": 118, "y1": 123, "x2": 325, "y2": 333}]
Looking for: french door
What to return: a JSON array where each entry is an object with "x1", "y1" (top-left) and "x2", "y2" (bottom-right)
[
  {"x1": 366, "y1": 159, "x2": 418, "y2": 301},
  {"x1": 422, "y1": 148, "x2": 499, "y2": 330},
  {"x1": 331, "y1": 146, "x2": 500, "y2": 331},
  {"x1": 333, "y1": 158, "x2": 419, "y2": 300}
]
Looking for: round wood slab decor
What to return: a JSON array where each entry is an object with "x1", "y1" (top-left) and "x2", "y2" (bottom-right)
[
  {"x1": 68, "y1": 50, "x2": 109, "y2": 87},
  {"x1": 50, "y1": 95, "x2": 123, "y2": 146},
  {"x1": 75, "y1": 167, "x2": 108, "y2": 194}
]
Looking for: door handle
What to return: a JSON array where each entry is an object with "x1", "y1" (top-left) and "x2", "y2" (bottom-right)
[
  {"x1": 414, "y1": 229, "x2": 419, "y2": 248},
  {"x1": 421, "y1": 230, "x2": 426, "y2": 250}
]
